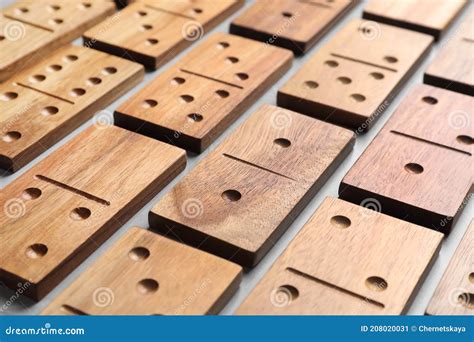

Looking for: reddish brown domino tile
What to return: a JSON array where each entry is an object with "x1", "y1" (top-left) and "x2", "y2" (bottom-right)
[
  {"x1": 277, "y1": 19, "x2": 433, "y2": 131},
  {"x1": 149, "y1": 105, "x2": 354, "y2": 267},
  {"x1": 0, "y1": 126, "x2": 185, "y2": 300},
  {"x1": 340, "y1": 84, "x2": 473, "y2": 234}
]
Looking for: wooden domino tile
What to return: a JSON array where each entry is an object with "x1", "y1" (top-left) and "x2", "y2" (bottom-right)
[
  {"x1": 363, "y1": 0, "x2": 468, "y2": 40},
  {"x1": 236, "y1": 197, "x2": 443, "y2": 315},
  {"x1": 42, "y1": 227, "x2": 242, "y2": 315},
  {"x1": 84, "y1": 0, "x2": 243, "y2": 69},
  {"x1": 0, "y1": 44, "x2": 144, "y2": 173},
  {"x1": 0, "y1": 0, "x2": 115, "y2": 81},
  {"x1": 115, "y1": 33, "x2": 293, "y2": 153},
  {"x1": 230, "y1": 0, "x2": 357, "y2": 55},
  {"x1": 427, "y1": 220, "x2": 473, "y2": 315},
  {"x1": 277, "y1": 19, "x2": 433, "y2": 131},
  {"x1": 424, "y1": 13, "x2": 474, "y2": 96},
  {"x1": 340, "y1": 84, "x2": 473, "y2": 234},
  {"x1": 0, "y1": 126, "x2": 186, "y2": 300},
  {"x1": 149, "y1": 105, "x2": 354, "y2": 267}
]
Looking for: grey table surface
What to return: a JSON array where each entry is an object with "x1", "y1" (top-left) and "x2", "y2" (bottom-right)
[{"x1": 0, "y1": 0, "x2": 472, "y2": 316}]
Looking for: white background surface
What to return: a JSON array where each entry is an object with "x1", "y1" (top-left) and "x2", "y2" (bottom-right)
[{"x1": 0, "y1": 0, "x2": 472, "y2": 315}]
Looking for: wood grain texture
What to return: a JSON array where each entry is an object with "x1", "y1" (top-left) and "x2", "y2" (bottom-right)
[
  {"x1": 230, "y1": 0, "x2": 357, "y2": 55},
  {"x1": 0, "y1": 44, "x2": 144, "y2": 173},
  {"x1": 115, "y1": 33, "x2": 293, "y2": 153},
  {"x1": 0, "y1": 126, "x2": 186, "y2": 300},
  {"x1": 150, "y1": 105, "x2": 354, "y2": 267},
  {"x1": 424, "y1": 13, "x2": 474, "y2": 96},
  {"x1": 237, "y1": 197, "x2": 443, "y2": 315},
  {"x1": 363, "y1": 0, "x2": 468, "y2": 40},
  {"x1": 42, "y1": 227, "x2": 242, "y2": 315},
  {"x1": 426, "y1": 220, "x2": 474, "y2": 315},
  {"x1": 83, "y1": 0, "x2": 243, "y2": 69},
  {"x1": 340, "y1": 84, "x2": 473, "y2": 234},
  {"x1": 277, "y1": 19, "x2": 433, "y2": 131},
  {"x1": 0, "y1": 0, "x2": 115, "y2": 81}
]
